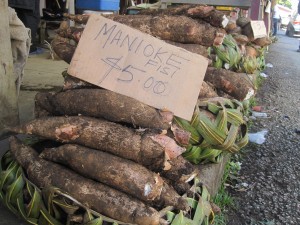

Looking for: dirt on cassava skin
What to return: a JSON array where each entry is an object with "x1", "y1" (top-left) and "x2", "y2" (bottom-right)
[
  {"x1": 204, "y1": 67, "x2": 256, "y2": 101},
  {"x1": 67, "y1": 13, "x2": 223, "y2": 46},
  {"x1": 51, "y1": 37, "x2": 76, "y2": 64},
  {"x1": 40, "y1": 144, "x2": 189, "y2": 210},
  {"x1": 7, "y1": 116, "x2": 189, "y2": 173},
  {"x1": 9, "y1": 137, "x2": 161, "y2": 225},
  {"x1": 35, "y1": 89, "x2": 173, "y2": 130},
  {"x1": 138, "y1": 4, "x2": 226, "y2": 28}
]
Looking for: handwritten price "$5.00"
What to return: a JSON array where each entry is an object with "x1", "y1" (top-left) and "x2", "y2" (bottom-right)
[{"x1": 100, "y1": 56, "x2": 171, "y2": 96}]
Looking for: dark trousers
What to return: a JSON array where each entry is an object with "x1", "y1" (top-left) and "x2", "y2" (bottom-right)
[
  {"x1": 273, "y1": 18, "x2": 279, "y2": 36},
  {"x1": 11, "y1": 0, "x2": 40, "y2": 50}
]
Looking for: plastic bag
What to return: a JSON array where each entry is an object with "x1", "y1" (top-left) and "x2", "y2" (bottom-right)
[
  {"x1": 251, "y1": 111, "x2": 268, "y2": 118},
  {"x1": 248, "y1": 130, "x2": 268, "y2": 144}
]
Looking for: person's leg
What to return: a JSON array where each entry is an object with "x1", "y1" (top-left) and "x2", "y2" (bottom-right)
[
  {"x1": 14, "y1": 0, "x2": 40, "y2": 52},
  {"x1": 273, "y1": 18, "x2": 278, "y2": 35}
]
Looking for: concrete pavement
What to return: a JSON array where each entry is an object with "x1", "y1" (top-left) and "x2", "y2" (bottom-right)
[{"x1": 0, "y1": 49, "x2": 67, "y2": 224}]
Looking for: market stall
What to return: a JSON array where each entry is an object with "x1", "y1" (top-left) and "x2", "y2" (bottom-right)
[{"x1": 0, "y1": 2, "x2": 273, "y2": 225}]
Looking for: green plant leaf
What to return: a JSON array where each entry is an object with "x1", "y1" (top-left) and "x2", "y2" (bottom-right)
[
  {"x1": 6, "y1": 169, "x2": 25, "y2": 205},
  {"x1": 85, "y1": 217, "x2": 103, "y2": 225},
  {"x1": 26, "y1": 181, "x2": 35, "y2": 197},
  {"x1": 42, "y1": 186, "x2": 59, "y2": 216},
  {"x1": 183, "y1": 146, "x2": 202, "y2": 164},
  {"x1": 166, "y1": 211, "x2": 176, "y2": 223},
  {"x1": 187, "y1": 198, "x2": 198, "y2": 209},
  {"x1": 52, "y1": 204, "x2": 63, "y2": 221},
  {"x1": 53, "y1": 198, "x2": 79, "y2": 215},
  {"x1": 27, "y1": 187, "x2": 42, "y2": 218},
  {"x1": 170, "y1": 211, "x2": 184, "y2": 225},
  {"x1": 1, "y1": 151, "x2": 13, "y2": 171},
  {"x1": 17, "y1": 194, "x2": 39, "y2": 225},
  {"x1": 83, "y1": 210, "x2": 95, "y2": 223},
  {"x1": 38, "y1": 212, "x2": 52, "y2": 225},
  {"x1": 171, "y1": 211, "x2": 193, "y2": 225},
  {"x1": 0, "y1": 161, "x2": 18, "y2": 191},
  {"x1": 192, "y1": 196, "x2": 210, "y2": 225},
  {"x1": 198, "y1": 148, "x2": 222, "y2": 161},
  {"x1": 4, "y1": 193, "x2": 19, "y2": 216},
  {"x1": 40, "y1": 203, "x2": 63, "y2": 225}
]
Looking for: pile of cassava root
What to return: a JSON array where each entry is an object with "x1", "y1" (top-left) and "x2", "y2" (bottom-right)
[
  {"x1": 8, "y1": 84, "x2": 217, "y2": 224},
  {"x1": 53, "y1": 4, "x2": 271, "y2": 102},
  {"x1": 4, "y1": 4, "x2": 271, "y2": 225}
]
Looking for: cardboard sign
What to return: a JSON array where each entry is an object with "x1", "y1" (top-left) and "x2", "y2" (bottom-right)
[
  {"x1": 68, "y1": 15, "x2": 208, "y2": 120},
  {"x1": 250, "y1": 21, "x2": 267, "y2": 39}
]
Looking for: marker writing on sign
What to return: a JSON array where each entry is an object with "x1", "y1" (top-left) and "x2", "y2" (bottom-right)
[
  {"x1": 94, "y1": 22, "x2": 190, "y2": 78},
  {"x1": 99, "y1": 55, "x2": 170, "y2": 96}
]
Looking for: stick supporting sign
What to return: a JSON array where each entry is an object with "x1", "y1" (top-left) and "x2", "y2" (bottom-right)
[{"x1": 68, "y1": 15, "x2": 208, "y2": 120}]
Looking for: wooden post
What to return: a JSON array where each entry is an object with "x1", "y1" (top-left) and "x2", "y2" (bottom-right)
[{"x1": 0, "y1": 0, "x2": 19, "y2": 137}]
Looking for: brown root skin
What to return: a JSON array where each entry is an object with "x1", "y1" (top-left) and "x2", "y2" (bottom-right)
[
  {"x1": 162, "y1": 176, "x2": 191, "y2": 196},
  {"x1": 200, "y1": 10, "x2": 227, "y2": 28},
  {"x1": 241, "y1": 23, "x2": 255, "y2": 41},
  {"x1": 51, "y1": 37, "x2": 76, "y2": 64},
  {"x1": 236, "y1": 17, "x2": 251, "y2": 28},
  {"x1": 171, "y1": 124, "x2": 191, "y2": 146},
  {"x1": 40, "y1": 144, "x2": 166, "y2": 203},
  {"x1": 187, "y1": 5, "x2": 214, "y2": 17},
  {"x1": 34, "y1": 89, "x2": 173, "y2": 130},
  {"x1": 159, "y1": 183, "x2": 189, "y2": 211},
  {"x1": 161, "y1": 155, "x2": 198, "y2": 183},
  {"x1": 59, "y1": 20, "x2": 69, "y2": 30},
  {"x1": 57, "y1": 27, "x2": 84, "y2": 43},
  {"x1": 54, "y1": 25, "x2": 216, "y2": 70},
  {"x1": 111, "y1": 14, "x2": 222, "y2": 46},
  {"x1": 139, "y1": 4, "x2": 226, "y2": 28},
  {"x1": 34, "y1": 94, "x2": 53, "y2": 118},
  {"x1": 227, "y1": 26, "x2": 242, "y2": 34},
  {"x1": 225, "y1": 20, "x2": 237, "y2": 32},
  {"x1": 77, "y1": 13, "x2": 221, "y2": 46},
  {"x1": 9, "y1": 136, "x2": 39, "y2": 168},
  {"x1": 232, "y1": 34, "x2": 249, "y2": 45},
  {"x1": 213, "y1": 32, "x2": 225, "y2": 46},
  {"x1": 63, "y1": 13, "x2": 89, "y2": 24},
  {"x1": 164, "y1": 40, "x2": 209, "y2": 58},
  {"x1": 245, "y1": 46, "x2": 258, "y2": 58},
  {"x1": 204, "y1": 67, "x2": 255, "y2": 101},
  {"x1": 62, "y1": 75, "x2": 96, "y2": 91},
  {"x1": 64, "y1": 11, "x2": 226, "y2": 44},
  {"x1": 9, "y1": 137, "x2": 160, "y2": 225},
  {"x1": 253, "y1": 37, "x2": 272, "y2": 47},
  {"x1": 7, "y1": 116, "x2": 174, "y2": 171},
  {"x1": 172, "y1": 181, "x2": 192, "y2": 196},
  {"x1": 34, "y1": 92, "x2": 56, "y2": 117},
  {"x1": 138, "y1": 4, "x2": 195, "y2": 16},
  {"x1": 199, "y1": 81, "x2": 219, "y2": 99}
]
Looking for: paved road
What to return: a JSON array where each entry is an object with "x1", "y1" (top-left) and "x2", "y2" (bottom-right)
[{"x1": 227, "y1": 30, "x2": 300, "y2": 224}]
